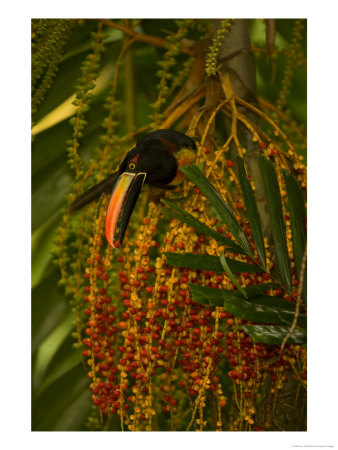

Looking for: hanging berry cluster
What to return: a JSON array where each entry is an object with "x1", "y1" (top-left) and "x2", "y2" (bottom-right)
[
  {"x1": 151, "y1": 19, "x2": 199, "y2": 128},
  {"x1": 66, "y1": 23, "x2": 106, "y2": 180},
  {"x1": 205, "y1": 19, "x2": 235, "y2": 76},
  {"x1": 31, "y1": 19, "x2": 72, "y2": 120}
]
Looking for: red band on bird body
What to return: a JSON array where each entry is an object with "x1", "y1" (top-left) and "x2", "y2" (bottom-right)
[{"x1": 157, "y1": 137, "x2": 178, "y2": 154}]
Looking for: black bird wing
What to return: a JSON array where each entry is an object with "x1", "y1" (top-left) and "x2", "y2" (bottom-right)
[
  {"x1": 136, "y1": 129, "x2": 197, "y2": 151},
  {"x1": 70, "y1": 172, "x2": 119, "y2": 212}
]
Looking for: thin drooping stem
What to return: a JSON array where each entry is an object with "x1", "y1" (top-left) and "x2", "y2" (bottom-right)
[{"x1": 280, "y1": 244, "x2": 307, "y2": 352}]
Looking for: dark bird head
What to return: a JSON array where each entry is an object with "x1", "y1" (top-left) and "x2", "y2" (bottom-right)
[{"x1": 105, "y1": 129, "x2": 196, "y2": 248}]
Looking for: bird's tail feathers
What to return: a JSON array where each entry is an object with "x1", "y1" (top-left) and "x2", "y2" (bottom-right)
[{"x1": 69, "y1": 172, "x2": 119, "y2": 212}]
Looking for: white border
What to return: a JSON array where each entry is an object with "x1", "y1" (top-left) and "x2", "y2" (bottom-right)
[{"x1": 2, "y1": 1, "x2": 337, "y2": 449}]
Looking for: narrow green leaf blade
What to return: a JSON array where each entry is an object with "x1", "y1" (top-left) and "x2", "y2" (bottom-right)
[
  {"x1": 188, "y1": 283, "x2": 236, "y2": 306},
  {"x1": 37, "y1": 351, "x2": 82, "y2": 395},
  {"x1": 223, "y1": 296, "x2": 306, "y2": 326},
  {"x1": 162, "y1": 199, "x2": 244, "y2": 253},
  {"x1": 32, "y1": 270, "x2": 69, "y2": 354},
  {"x1": 164, "y1": 252, "x2": 263, "y2": 273},
  {"x1": 180, "y1": 164, "x2": 253, "y2": 257},
  {"x1": 243, "y1": 282, "x2": 280, "y2": 298},
  {"x1": 188, "y1": 282, "x2": 280, "y2": 306},
  {"x1": 247, "y1": 294, "x2": 306, "y2": 313},
  {"x1": 236, "y1": 155, "x2": 266, "y2": 268},
  {"x1": 282, "y1": 169, "x2": 307, "y2": 302},
  {"x1": 188, "y1": 283, "x2": 306, "y2": 326},
  {"x1": 32, "y1": 365, "x2": 92, "y2": 431},
  {"x1": 220, "y1": 252, "x2": 248, "y2": 298},
  {"x1": 242, "y1": 325, "x2": 306, "y2": 345},
  {"x1": 257, "y1": 155, "x2": 292, "y2": 291}
]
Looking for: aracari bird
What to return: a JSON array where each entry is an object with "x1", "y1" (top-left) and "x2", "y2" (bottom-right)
[{"x1": 70, "y1": 129, "x2": 196, "y2": 248}]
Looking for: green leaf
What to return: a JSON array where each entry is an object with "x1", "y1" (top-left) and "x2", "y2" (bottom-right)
[
  {"x1": 220, "y1": 252, "x2": 248, "y2": 298},
  {"x1": 32, "y1": 270, "x2": 69, "y2": 354},
  {"x1": 33, "y1": 313, "x2": 75, "y2": 390},
  {"x1": 257, "y1": 155, "x2": 292, "y2": 291},
  {"x1": 32, "y1": 106, "x2": 108, "y2": 231},
  {"x1": 32, "y1": 95, "x2": 107, "y2": 177},
  {"x1": 223, "y1": 296, "x2": 306, "y2": 326},
  {"x1": 32, "y1": 210, "x2": 62, "y2": 288},
  {"x1": 236, "y1": 155, "x2": 266, "y2": 268},
  {"x1": 247, "y1": 294, "x2": 306, "y2": 313},
  {"x1": 32, "y1": 119, "x2": 72, "y2": 177},
  {"x1": 161, "y1": 199, "x2": 245, "y2": 253},
  {"x1": 283, "y1": 169, "x2": 307, "y2": 302},
  {"x1": 32, "y1": 164, "x2": 72, "y2": 231},
  {"x1": 32, "y1": 364, "x2": 92, "y2": 431},
  {"x1": 37, "y1": 350, "x2": 82, "y2": 395},
  {"x1": 242, "y1": 325, "x2": 306, "y2": 345},
  {"x1": 243, "y1": 282, "x2": 280, "y2": 298},
  {"x1": 188, "y1": 282, "x2": 279, "y2": 306},
  {"x1": 180, "y1": 164, "x2": 253, "y2": 257},
  {"x1": 164, "y1": 252, "x2": 264, "y2": 273},
  {"x1": 38, "y1": 334, "x2": 83, "y2": 395},
  {"x1": 188, "y1": 283, "x2": 229, "y2": 306}
]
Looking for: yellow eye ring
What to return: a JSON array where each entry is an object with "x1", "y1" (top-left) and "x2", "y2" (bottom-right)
[{"x1": 129, "y1": 162, "x2": 136, "y2": 170}]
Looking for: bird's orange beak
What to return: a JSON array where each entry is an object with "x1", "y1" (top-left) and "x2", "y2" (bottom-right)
[{"x1": 105, "y1": 172, "x2": 146, "y2": 248}]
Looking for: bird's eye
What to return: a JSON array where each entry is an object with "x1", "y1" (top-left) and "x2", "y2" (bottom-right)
[{"x1": 128, "y1": 162, "x2": 136, "y2": 170}]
